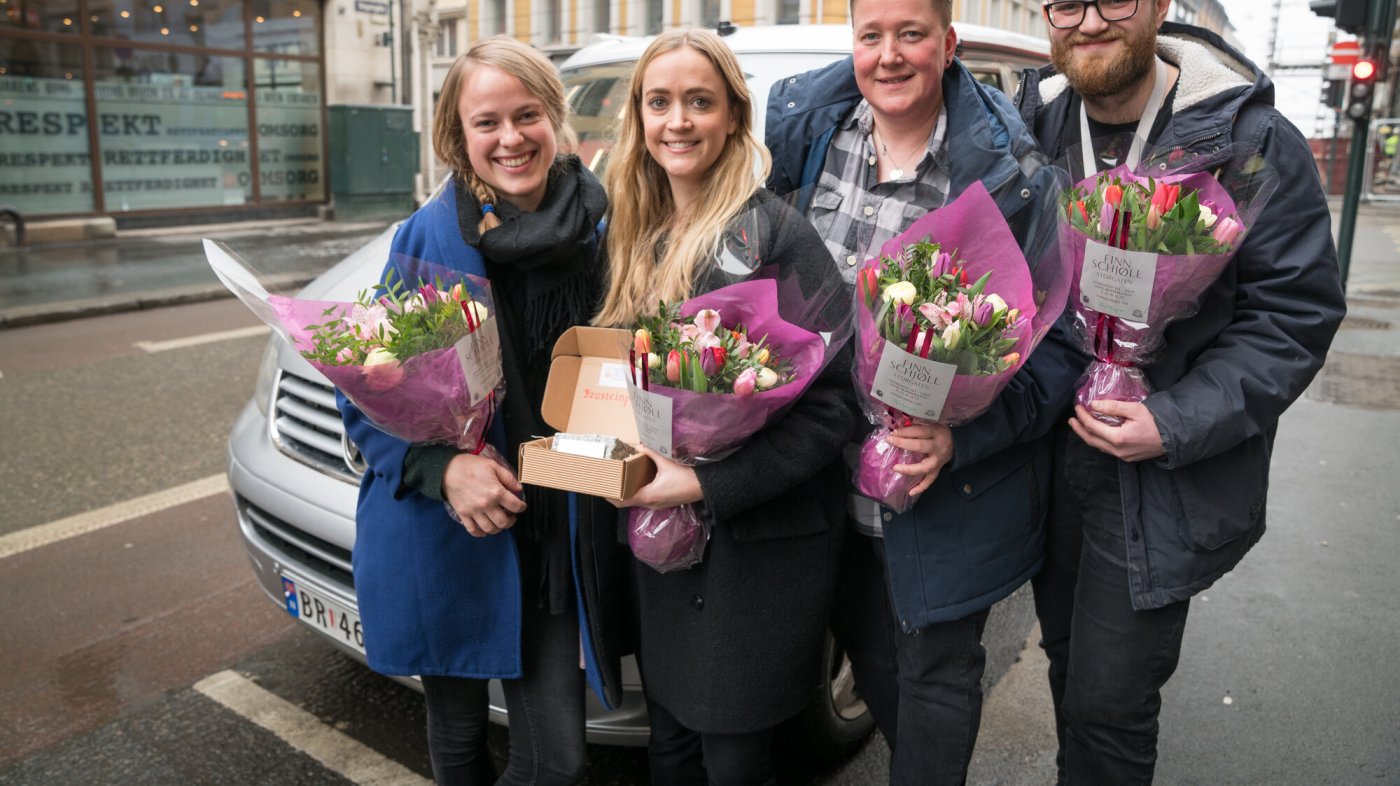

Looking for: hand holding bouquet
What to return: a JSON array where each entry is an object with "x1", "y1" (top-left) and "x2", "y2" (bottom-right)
[
  {"x1": 624, "y1": 274, "x2": 837, "y2": 573},
  {"x1": 1059, "y1": 151, "x2": 1277, "y2": 425},
  {"x1": 853, "y1": 183, "x2": 1070, "y2": 512}
]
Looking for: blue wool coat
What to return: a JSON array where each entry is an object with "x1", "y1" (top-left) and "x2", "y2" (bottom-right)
[
  {"x1": 767, "y1": 58, "x2": 1087, "y2": 631},
  {"x1": 338, "y1": 185, "x2": 612, "y2": 701}
]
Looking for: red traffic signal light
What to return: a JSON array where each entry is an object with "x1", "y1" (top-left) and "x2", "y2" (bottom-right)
[{"x1": 1353, "y1": 59, "x2": 1377, "y2": 81}]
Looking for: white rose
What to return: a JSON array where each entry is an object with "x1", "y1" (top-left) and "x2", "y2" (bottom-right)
[
  {"x1": 882, "y1": 281, "x2": 918, "y2": 306},
  {"x1": 1198, "y1": 203, "x2": 1218, "y2": 229},
  {"x1": 462, "y1": 300, "x2": 490, "y2": 326},
  {"x1": 755, "y1": 367, "x2": 780, "y2": 389},
  {"x1": 364, "y1": 347, "x2": 398, "y2": 366}
]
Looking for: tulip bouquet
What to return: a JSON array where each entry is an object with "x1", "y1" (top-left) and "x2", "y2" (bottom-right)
[
  {"x1": 205, "y1": 240, "x2": 508, "y2": 472},
  {"x1": 623, "y1": 273, "x2": 841, "y2": 573},
  {"x1": 1059, "y1": 153, "x2": 1276, "y2": 424},
  {"x1": 853, "y1": 182, "x2": 1070, "y2": 512}
]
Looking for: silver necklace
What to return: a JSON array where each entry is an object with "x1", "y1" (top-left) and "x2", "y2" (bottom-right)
[{"x1": 872, "y1": 126, "x2": 922, "y2": 181}]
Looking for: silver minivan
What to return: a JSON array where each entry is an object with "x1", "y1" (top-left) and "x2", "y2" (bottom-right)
[{"x1": 225, "y1": 21, "x2": 1048, "y2": 759}]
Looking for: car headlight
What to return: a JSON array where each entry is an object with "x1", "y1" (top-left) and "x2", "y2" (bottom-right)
[{"x1": 253, "y1": 339, "x2": 281, "y2": 416}]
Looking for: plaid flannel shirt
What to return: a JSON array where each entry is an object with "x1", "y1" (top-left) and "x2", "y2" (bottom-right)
[
  {"x1": 809, "y1": 99, "x2": 952, "y2": 537},
  {"x1": 809, "y1": 99, "x2": 951, "y2": 286}
]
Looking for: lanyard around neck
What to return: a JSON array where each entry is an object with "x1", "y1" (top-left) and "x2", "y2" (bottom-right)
[{"x1": 1079, "y1": 57, "x2": 1169, "y2": 177}]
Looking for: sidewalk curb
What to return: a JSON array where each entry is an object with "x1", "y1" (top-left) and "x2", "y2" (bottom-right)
[{"x1": 0, "y1": 277, "x2": 317, "y2": 330}]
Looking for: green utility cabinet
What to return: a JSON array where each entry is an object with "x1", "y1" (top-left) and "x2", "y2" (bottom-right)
[{"x1": 327, "y1": 105, "x2": 419, "y2": 221}]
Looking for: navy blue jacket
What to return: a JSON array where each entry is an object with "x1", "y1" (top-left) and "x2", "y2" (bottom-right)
[
  {"x1": 1016, "y1": 23, "x2": 1345, "y2": 609},
  {"x1": 767, "y1": 58, "x2": 1087, "y2": 630}
]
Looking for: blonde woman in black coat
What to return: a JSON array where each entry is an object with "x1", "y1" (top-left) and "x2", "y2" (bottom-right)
[{"x1": 594, "y1": 28, "x2": 856, "y2": 786}]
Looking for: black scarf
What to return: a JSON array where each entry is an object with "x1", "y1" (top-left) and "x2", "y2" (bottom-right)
[{"x1": 455, "y1": 156, "x2": 607, "y2": 614}]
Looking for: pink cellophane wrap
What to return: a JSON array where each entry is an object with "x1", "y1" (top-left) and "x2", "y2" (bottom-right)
[
  {"x1": 1061, "y1": 167, "x2": 1239, "y2": 425},
  {"x1": 627, "y1": 505, "x2": 706, "y2": 575},
  {"x1": 263, "y1": 270, "x2": 503, "y2": 454},
  {"x1": 853, "y1": 182, "x2": 1070, "y2": 512},
  {"x1": 204, "y1": 238, "x2": 509, "y2": 475},
  {"x1": 628, "y1": 275, "x2": 838, "y2": 573}
]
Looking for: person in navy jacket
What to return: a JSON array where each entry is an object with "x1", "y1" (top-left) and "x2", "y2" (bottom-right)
[
  {"x1": 765, "y1": 0, "x2": 1082, "y2": 782},
  {"x1": 1017, "y1": 5, "x2": 1345, "y2": 781},
  {"x1": 337, "y1": 37, "x2": 609, "y2": 785}
]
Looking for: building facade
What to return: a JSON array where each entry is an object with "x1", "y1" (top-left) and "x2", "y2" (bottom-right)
[
  {"x1": 1, "y1": 0, "x2": 329, "y2": 221},
  {"x1": 1, "y1": 0, "x2": 1237, "y2": 221}
]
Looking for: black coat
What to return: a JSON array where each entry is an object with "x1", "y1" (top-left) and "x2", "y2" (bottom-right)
[
  {"x1": 627, "y1": 190, "x2": 859, "y2": 734},
  {"x1": 1016, "y1": 23, "x2": 1346, "y2": 609}
]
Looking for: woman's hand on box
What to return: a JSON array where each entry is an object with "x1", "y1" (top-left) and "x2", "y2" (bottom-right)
[
  {"x1": 613, "y1": 446, "x2": 703, "y2": 509},
  {"x1": 443, "y1": 452, "x2": 527, "y2": 537}
]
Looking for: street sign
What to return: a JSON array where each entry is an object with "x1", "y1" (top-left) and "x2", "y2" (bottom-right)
[
  {"x1": 1331, "y1": 40, "x2": 1361, "y2": 65},
  {"x1": 355, "y1": 0, "x2": 389, "y2": 14}
]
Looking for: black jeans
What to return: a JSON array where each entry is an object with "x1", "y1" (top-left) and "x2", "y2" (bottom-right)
[
  {"x1": 1032, "y1": 427, "x2": 1191, "y2": 786},
  {"x1": 420, "y1": 597, "x2": 586, "y2": 786},
  {"x1": 830, "y1": 530, "x2": 991, "y2": 786},
  {"x1": 645, "y1": 699, "x2": 776, "y2": 786}
]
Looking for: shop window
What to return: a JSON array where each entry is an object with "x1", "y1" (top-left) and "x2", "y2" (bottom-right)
[
  {"x1": 595, "y1": 0, "x2": 611, "y2": 36},
  {"x1": 0, "y1": 39, "x2": 93, "y2": 213},
  {"x1": 252, "y1": 0, "x2": 319, "y2": 56},
  {"x1": 94, "y1": 49, "x2": 251, "y2": 211},
  {"x1": 93, "y1": 0, "x2": 247, "y2": 50},
  {"x1": 255, "y1": 60, "x2": 323, "y2": 203},
  {"x1": 548, "y1": 0, "x2": 562, "y2": 42},
  {"x1": 647, "y1": 0, "x2": 663, "y2": 34},
  {"x1": 436, "y1": 17, "x2": 458, "y2": 58},
  {"x1": 1, "y1": 0, "x2": 81, "y2": 35},
  {"x1": 778, "y1": 0, "x2": 801, "y2": 25},
  {"x1": 700, "y1": 0, "x2": 720, "y2": 28},
  {"x1": 492, "y1": 0, "x2": 507, "y2": 35}
]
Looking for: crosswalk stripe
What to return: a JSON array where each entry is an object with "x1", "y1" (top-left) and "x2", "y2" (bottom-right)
[
  {"x1": 0, "y1": 474, "x2": 228, "y2": 560},
  {"x1": 134, "y1": 325, "x2": 270, "y2": 353},
  {"x1": 194, "y1": 670, "x2": 431, "y2": 786}
]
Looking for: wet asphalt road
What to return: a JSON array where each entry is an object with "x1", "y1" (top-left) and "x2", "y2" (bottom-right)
[{"x1": 4, "y1": 203, "x2": 1400, "y2": 784}]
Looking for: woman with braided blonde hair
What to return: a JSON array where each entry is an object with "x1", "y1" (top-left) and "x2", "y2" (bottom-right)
[{"x1": 337, "y1": 35, "x2": 608, "y2": 785}]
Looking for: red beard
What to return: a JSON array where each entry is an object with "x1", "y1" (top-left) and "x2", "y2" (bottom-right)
[{"x1": 1051, "y1": 24, "x2": 1157, "y2": 99}]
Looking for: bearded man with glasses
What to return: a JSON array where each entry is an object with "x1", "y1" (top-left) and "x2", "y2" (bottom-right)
[{"x1": 1015, "y1": 2, "x2": 1344, "y2": 783}]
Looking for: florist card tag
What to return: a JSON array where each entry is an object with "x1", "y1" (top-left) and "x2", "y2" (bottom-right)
[
  {"x1": 596, "y1": 361, "x2": 631, "y2": 389},
  {"x1": 629, "y1": 387, "x2": 675, "y2": 459},
  {"x1": 870, "y1": 343, "x2": 956, "y2": 421},
  {"x1": 454, "y1": 316, "x2": 504, "y2": 408},
  {"x1": 1080, "y1": 239, "x2": 1159, "y2": 321}
]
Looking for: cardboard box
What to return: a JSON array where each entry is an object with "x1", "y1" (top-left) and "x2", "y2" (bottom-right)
[{"x1": 518, "y1": 327, "x2": 657, "y2": 499}]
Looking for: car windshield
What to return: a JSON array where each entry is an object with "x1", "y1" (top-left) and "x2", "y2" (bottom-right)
[{"x1": 563, "y1": 51, "x2": 845, "y2": 176}]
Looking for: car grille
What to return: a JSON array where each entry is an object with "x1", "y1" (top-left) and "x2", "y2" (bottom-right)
[
  {"x1": 239, "y1": 495, "x2": 355, "y2": 591},
  {"x1": 270, "y1": 369, "x2": 365, "y2": 483}
]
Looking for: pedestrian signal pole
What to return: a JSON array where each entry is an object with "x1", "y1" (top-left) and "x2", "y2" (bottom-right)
[{"x1": 1313, "y1": 0, "x2": 1398, "y2": 291}]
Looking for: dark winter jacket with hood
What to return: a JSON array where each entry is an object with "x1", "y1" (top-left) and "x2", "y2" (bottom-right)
[
  {"x1": 1016, "y1": 22, "x2": 1345, "y2": 609},
  {"x1": 767, "y1": 57, "x2": 1086, "y2": 630}
]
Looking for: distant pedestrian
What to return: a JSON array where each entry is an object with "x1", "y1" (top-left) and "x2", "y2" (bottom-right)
[{"x1": 1017, "y1": 1, "x2": 1346, "y2": 782}]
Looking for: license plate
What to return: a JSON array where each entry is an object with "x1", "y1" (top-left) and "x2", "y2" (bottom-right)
[{"x1": 280, "y1": 575, "x2": 365, "y2": 655}]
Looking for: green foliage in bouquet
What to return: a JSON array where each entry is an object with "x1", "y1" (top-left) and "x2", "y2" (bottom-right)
[
  {"x1": 1062, "y1": 176, "x2": 1244, "y2": 256},
  {"x1": 632, "y1": 302, "x2": 792, "y2": 396},
  {"x1": 858, "y1": 239, "x2": 1023, "y2": 376},
  {"x1": 298, "y1": 271, "x2": 490, "y2": 366}
]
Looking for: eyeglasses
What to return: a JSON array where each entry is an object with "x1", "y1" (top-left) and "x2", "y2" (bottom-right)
[{"x1": 1043, "y1": 0, "x2": 1140, "y2": 30}]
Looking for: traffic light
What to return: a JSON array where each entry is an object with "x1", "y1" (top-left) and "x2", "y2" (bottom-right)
[
  {"x1": 1346, "y1": 58, "x2": 1378, "y2": 121},
  {"x1": 1310, "y1": 0, "x2": 1372, "y2": 35},
  {"x1": 1322, "y1": 78, "x2": 1346, "y2": 110}
]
